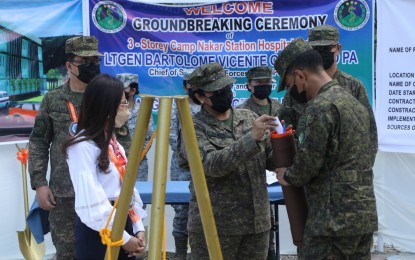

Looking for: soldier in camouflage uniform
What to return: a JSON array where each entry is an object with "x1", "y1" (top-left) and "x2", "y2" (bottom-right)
[
  {"x1": 178, "y1": 63, "x2": 279, "y2": 260},
  {"x1": 274, "y1": 38, "x2": 377, "y2": 259},
  {"x1": 28, "y1": 36, "x2": 102, "y2": 259},
  {"x1": 169, "y1": 77, "x2": 200, "y2": 259},
  {"x1": 115, "y1": 73, "x2": 154, "y2": 181},
  {"x1": 237, "y1": 66, "x2": 281, "y2": 260},
  {"x1": 238, "y1": 66, "x2": 282, "y2": 117},
  {"x1": 279, "y1": 25, "x2": 378, "y2": 163}
]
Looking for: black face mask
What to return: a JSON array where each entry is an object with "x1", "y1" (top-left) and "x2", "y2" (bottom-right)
[
  {"x1": 208, "y1": 85, "x2": 233, "y2": 113},
  {"x1": 319, "y1": 50, "x2": 335, "y2": 69},
  {"x1": 253, "y1": 84, "x2": 272, "y2": 100},
  {"x1": 289, "y1": 84, "x2": 308, "y2": 104},
  {"x1": 75, "y1": 63, "x2": 101, "y2": 84}
]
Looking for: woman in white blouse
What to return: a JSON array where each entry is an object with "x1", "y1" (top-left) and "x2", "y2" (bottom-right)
[{"x1": 63, "y1": 74, "x2": 147, "y2": 259}]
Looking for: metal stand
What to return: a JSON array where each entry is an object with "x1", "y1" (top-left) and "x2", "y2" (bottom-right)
[{"x1": 106, "y1": 95, "x2": 223, "y2": 260}]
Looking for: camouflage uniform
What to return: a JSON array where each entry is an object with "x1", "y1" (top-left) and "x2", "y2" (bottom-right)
[
  {"x1": 128, "y1": 98, "x2": 154, "y2": 181},
  {"x1": 280, "y1": 71, "x2": 377, "y2": 164},
  {"x1": 178, "y1": 63, "x2": 275, "y2": 259},
  {"x1": 115, "y1": 73, "x2": 154, "y2": 181},
  {"x1": 28, "y1": 82, "x2": 81, "y2": 259},
  {"x1": 237, "y1": 66, "x2": 282, "y2": 260},
  {"x1": 170, "y1": 100, "x2": 200, "y2": 239},
  {"x1": 275, "y1": 38, "x2": 377, "y2": 259},
  {"x1": 169, "y1": 100, "x2": 200, "y2": 258},
  {"x1": 28, "y1": 36, "x2": 103, "y2": 259},
  {"x1": 238, "y1": 66, "x2": 282, "y2": 117},
  {"x1": 280, "y1": 25, "x2": 378, "y2": 163},
  {"x1": 238, "y1": 96, "x2": 281, "y2": 117}
]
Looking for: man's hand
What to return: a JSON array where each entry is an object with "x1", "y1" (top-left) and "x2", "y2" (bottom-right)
[
  {"x1": 276, "y1": 168, "x2": 290, "y2": 186},
  {"x1": 252, "y1": 115, "x2": 279, "y2": 141},
  {"x1": 36, "y1": 186, "x2": 56, "y2": 211},
  {"x1": 280, "y1": 120, "x2": 293, "y2": 131}
]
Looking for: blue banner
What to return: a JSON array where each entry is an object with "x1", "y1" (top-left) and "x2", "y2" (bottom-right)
[{"x1": 89, "y1": 0, "x2": 373, "y2": 106}]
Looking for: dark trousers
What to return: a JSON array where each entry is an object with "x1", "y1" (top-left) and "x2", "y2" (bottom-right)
[
  {"x1": 189, "y1": 230, "x2": 270, "y2": 260},
  {"x1": 75, "y1": 217, "x2": 135, "y2": 260},
  {"x1": 301, "y1": 233, "x2": 373, "y2": 260},
  {"x1": 49, "y1": 197, "x2": 76, "y2": 259}
]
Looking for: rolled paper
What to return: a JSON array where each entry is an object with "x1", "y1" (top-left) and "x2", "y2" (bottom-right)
[
  {"x1": 270, "y1": 129, "x2": 296, "y2": 168},
  {"x1": 270, "y1": 129, "x2": 308, "y2": 246},
  {"x1": 274, "y1": 116, "x2": 284, "y2": 134}
]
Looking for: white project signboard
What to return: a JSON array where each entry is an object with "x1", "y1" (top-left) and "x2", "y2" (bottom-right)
[{"x1": 376, "y1": 0, "x2": 415, "y2": 153}]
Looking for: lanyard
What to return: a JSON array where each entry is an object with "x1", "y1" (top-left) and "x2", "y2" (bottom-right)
[
  {"x1": 108, "y1": 136, "x2": 140, "y2": 223},
  {"x1": 66, "y1": 100, "x2": 79, "y2": 136}
]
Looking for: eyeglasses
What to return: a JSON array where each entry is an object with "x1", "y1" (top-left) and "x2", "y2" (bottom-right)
[
  {"x1": 120, "y1": 100, "x2": 129, "y2": 106},
  {"x1": 312, "y1": 44, "x2": 338, "y2": 52},
  {"x1": 71, "y1": 58, "x2": 101, "y2": 66}
]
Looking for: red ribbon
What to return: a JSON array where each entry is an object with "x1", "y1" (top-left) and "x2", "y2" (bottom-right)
[{"x1": 17, "y1": 148, "x2": 29, "y2": 165}]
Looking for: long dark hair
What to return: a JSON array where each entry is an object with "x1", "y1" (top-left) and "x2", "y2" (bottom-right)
[{"x1": 63, "y1": 74, "x2": 124, "y2": 172}]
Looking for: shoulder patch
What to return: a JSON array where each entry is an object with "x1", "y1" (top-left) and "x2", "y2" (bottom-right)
[{"x1": 32, "y1": 117, "x2": 48, "y2": 138}]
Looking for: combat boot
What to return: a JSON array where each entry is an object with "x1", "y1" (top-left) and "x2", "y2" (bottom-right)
[{"x1": 173, "y1": 236, "x2": 188, "y2": 260}]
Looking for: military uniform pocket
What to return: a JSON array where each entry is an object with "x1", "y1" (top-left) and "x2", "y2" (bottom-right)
[{"x1": 49, "y1": 111, "x2": 72, "y2": 136}]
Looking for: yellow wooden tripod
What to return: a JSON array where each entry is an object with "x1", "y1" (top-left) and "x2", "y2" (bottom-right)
[{"x1": 105, "y1": 95, "x2": 223, "y2": 260}]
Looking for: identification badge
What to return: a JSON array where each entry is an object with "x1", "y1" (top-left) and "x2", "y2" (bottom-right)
[{"x1": 69, "y1": 122, "x2": 78, "y2": 136}]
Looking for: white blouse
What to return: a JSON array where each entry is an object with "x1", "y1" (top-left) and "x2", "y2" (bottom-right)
[{"x1": 67, "y1": 138, "x2": 147, "y2": 245}]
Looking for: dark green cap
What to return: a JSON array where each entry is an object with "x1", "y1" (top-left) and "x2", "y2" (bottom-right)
[
  {"x1": 246, "y1": 66, "x2": 273, "y2": 80},
  {"x1": 65, "y1": 36, "x2": 103, "y2": 57},
  {"x1": 274, "y1": 38, "x2": 312, "y2": 92},
  {"x1": 308, "y1": 25, "x2": 339, "y2": 46},
  {"x1": 187, "y1": 63, "x2": 235, "y2": 92}
]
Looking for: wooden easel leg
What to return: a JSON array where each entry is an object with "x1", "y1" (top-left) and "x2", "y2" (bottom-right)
[
  {"x1": 147, "y1": 97, "x2": 172, "y2": 260},
  {"x1": 176, "y1": 97, "x2": 223, "y2": 260},
  {"x1": 106, "y1": 96, "x2": 154, "y2": 260}
]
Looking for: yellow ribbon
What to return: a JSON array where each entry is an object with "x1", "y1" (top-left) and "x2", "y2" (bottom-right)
[
  {"x1": 99, "y1": 198, "x2": 123, "y2": 260},
  {"x1": 100, "y1": 129, "x2": 158, "y2": 259}
]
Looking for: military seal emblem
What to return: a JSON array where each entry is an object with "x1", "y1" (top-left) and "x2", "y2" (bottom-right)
[
  {"x1": 334, "y1": 0, "x2": 370, "y2": 31},
  {"x1": 92, "y1": 1, "x2": 127, "y2": 33}
]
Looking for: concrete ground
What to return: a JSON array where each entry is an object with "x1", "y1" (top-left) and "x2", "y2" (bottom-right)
[{"x1": 132, "y1": 236, "x2": 415, "y2": 260}]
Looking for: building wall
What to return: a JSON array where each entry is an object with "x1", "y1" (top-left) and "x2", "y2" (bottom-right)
[{"x1": 0, "y1": 25, "x2": 43, "y2": 97}]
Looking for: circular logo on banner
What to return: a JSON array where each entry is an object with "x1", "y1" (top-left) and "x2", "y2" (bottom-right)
[
  {"x1": 92, "y1": 1, "x2": 127, "y2": 33},
  {"x1": 334, "y1": 0, "x2": 370, "y2": 31}
]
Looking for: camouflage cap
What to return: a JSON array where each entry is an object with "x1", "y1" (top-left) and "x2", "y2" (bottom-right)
[
  {"x1": 116, "y1": 73, "x2": 139, "y2": 88},
  {"x1": 246, "y1": 66, "x2": 273, "y2": 80},
  {"x1": 187, "y1": 63, "x2": 235, "y2": 92},
  {"x1": 308, "y1": 25, "x2": 339, "y2": 46},
  {"x1": 274, "y1": 38, "x2": 312, "y2": 92},
  {"x1": 182, "y1": 68, "x2": 195, "y2": 80},
  {"x1": 65, "y1": 36, "x2": 103, "y2": 57}
]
